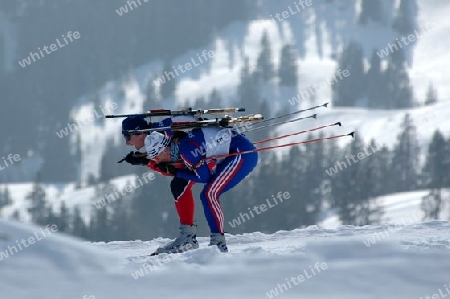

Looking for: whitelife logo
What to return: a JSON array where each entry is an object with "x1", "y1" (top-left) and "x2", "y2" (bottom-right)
[
  {"x1": 116, "y1": 0, "x2": 149, "y2": 16},
  {"x1": 56, "y1": 102, "x2": 118, "y2": 139},
  {"x1": 153, "y1": 50, "x2": 215, "y2": 87},
  {"x1": 0, "y1": 225, "x2": 58, "y2": 262},
  {"x1": 376, "y1": 22, "x2": 438, "y2": 59},
  {"x1": 288, "y1": 69, "x2": 350, "y2": 106},
  {"x1": 265, "y1": 262, "x2": 328, "y2": 298},
  {"x1": 0, "y1": 154, "x2": 21, "y2": 172},
  {"x1": 228, "y1": 192, "x2": 291, "y2": 228},
  {"x1": 18, "y1": 31, "x2": 81, "y2": 68}
]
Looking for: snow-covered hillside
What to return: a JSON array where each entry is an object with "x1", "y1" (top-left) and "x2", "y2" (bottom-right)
[
  {"x1": 2, "y1": 219, "x2": 450, "y2": 299},
  {"x1": 2, "y1": 173, "x2": 448, "y2": 233},
  {"x1": 60, "y1": 0, "x2": 449, "y2": 183}
]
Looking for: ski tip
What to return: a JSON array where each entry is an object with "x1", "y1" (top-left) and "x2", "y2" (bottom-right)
[
  {"x1": 334, "y1": 122, "x2": 342, "y2": 127},
  {"x1": 347, "y1": 131, "x2": 355, "y2": 138},
  {"x1": 323, "y1": 102, "x2": 329, "y2": 108},
  {"x1": 105, "y1": 115, "x2": 114, "y2": 118},
  {"x1": 149, "y1": 252, "x2": 159, "y2": 256},
  {"x1": 237, "y1": 108, "x2": 246, "y2": 112},
  {"x1": 311, "y1": 114, "x2": 318, "y2": 119}
]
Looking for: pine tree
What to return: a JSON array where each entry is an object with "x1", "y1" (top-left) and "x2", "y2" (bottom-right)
[
  {"x1": 323, "y1": 138, "x2": 341, "y2": 210},
  {"x1": 424, "y1": 82, "x2": 438, "y2": 106},
  {"x1": 58, "y1": 201, "x2": 70, "y2": 233},
  {"x1": 0, "y1": 189, "x2": 8, "y2": 217},
  {"x1": 144, "y1": 74, "x2": 162, "y2": 110},
  {"x1": 301, "y1": 133, "x2": 327, "y2": 225},
  {"x1": 160, "y1": 58, "x2": 177, "y2": 101},
  {"x1": 245, "y1": 100, "x2": 271, "y2": 142},
  {"x1": 109, "y1": 186, "x2": 134, "y2": 241},
  {"x1": 250, "y1": 153, "x2": 286, "y2": 231},
  {"x1": 89, "y1": 183, "x2": 112, "y2": 241},
  {"x1": 237, "y1": 57, "x2": 260, "y2": 112},
  {"x1": 72, "y1": 206, "x2": 88, "y2": 239},
  {"x1": 385, "y1": 49, "x2": 414, "y2": 109},
  {"x1": 279, "y1": 146, "x2": 310, "y2": 229},
  {"x1": 0, "y1": 187, "x2": 12, "y2": 210},
  {"x1": 193, "y1": 96, "x2": 207, "y2": 109},
  {"x1": 74, "y1": 132, "x2": 83, "y2": 189},
  {"x1": 366, "y1": 50, "x2": 385, "y2": 108},
  {"x1": 278, "y1": 43, "x2": 299, "y2": 88},
  {"x1": 364, "y1": 141, "x2": 391, "y2": 197},
  {"x1": 421, "y1": 130, "x2": 448, "y2": 219},
  {"x1": 10, "y1": 210, "x2": 21, "y2": 221},
  {"x1": 359, "y1": 0, "x2": 383, "y2": 25},
  {"x1": 391, "y1": 114, "x2": 420, "y2": 192},
  {"x1": 46, "y1": 205, "x2": 59, "y2": 228},
  {"x1": 358, "y1": 139, "x2": 386, "y2": 224},
  {"x1": 99, "y1": 138, "x2": 134, "y2": 182},
  {"x1": 255, "y1": 31, "x2": 275, "y2": 83},
  {"x1": 208, "y1": 88, "x2": 223, "y2": 107},
  {"x1": 26, "y1": 173, "x2": 48, "y2": 225},
  {"x1": 393, "y1": 0, "x2": 418, "y2": 35},
  {"x1": 332, "y1": 133, "x2": 367, "y2": 225},
  {"x1": 332, "y1": 42, "x2": 365, "y2": 107},
  {"x1": 40, "y1": 119, "x2": 79, "y2": 182}
]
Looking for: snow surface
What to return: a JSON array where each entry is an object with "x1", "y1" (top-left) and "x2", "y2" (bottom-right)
[{"x1": 1, "y1": 219, "x2": 450, "y2": 299}]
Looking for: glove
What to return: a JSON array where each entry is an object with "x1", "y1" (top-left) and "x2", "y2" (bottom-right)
[
  {"x1": 156, "y1": 162, "x2": 178, "y2": 175},
  {"x1": 119, "y1": 151, "x2": 150, "y2": 166}
]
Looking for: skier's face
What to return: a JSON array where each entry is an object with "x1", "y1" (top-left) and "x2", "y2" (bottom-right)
[{"x1": 126, "y1": 133, "x2": 146, "y2": 150}]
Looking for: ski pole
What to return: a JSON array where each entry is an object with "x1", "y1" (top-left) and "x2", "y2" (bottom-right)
[
  {"x1": 208, "y1": 131, "x2": 354, "y2": 161},
  {"x1": 250, "y1": 102, "x2": 328, "y2": 127},
  {"x1": 240, "y1": 114, "x2": 317, "y2": 133},
  {"x1": 253, "y1": 122, "x2": 342, "y2": 145},
  {"x1": 185, "y1": 131, "x2": 355, "y2": 164},
  {"x1": 120, "y1": 132, "x2": 354, "y2": 166}
]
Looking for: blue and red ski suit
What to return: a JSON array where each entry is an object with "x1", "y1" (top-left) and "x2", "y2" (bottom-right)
[{"x1": 173, "y1": 128, "x2": 258, "y2": 234}]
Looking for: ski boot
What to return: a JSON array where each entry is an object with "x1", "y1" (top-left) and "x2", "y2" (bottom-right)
[
  {"x1": 209, "y1": 233, "x2": 228, "y2": 253},
  {"x1": 154, "y1": 224, "x2": 199, "y2": 255}
]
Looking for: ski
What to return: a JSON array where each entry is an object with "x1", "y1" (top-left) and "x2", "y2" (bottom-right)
[
  {"x1": 122, "y1": 114, "x2": 264, "y2": 134},
  {"x1": 105, "y1": 107, "x2": 246, "y2": 119},
  {"x1": 127, "y1": 248, "x2": 193, "y2": 261},
  {"x1": 126, "y1": 252, "x2": 159, "y2": 260}
]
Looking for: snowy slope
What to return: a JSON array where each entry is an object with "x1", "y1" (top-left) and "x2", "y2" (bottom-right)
[
  {"x1": 279, "y1": 98, "x2": 450, "y2": 153},
  {"x1": 2, "y1": 1, "x2": 447, "y2": 183},
  {"x1": 70, "y1": 0, "x2": 449, "y2": 182},
  {"x1": 411, "y1": 0, "x2": 450, "y2": 99},
  {"x1": 2, "y1": 219, "x2": 450, "y2": 299}
]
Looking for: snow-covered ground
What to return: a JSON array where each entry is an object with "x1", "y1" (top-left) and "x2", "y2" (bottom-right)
[{"x1": 2, "y1": 219, "x2": 450, "y2": 299}]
